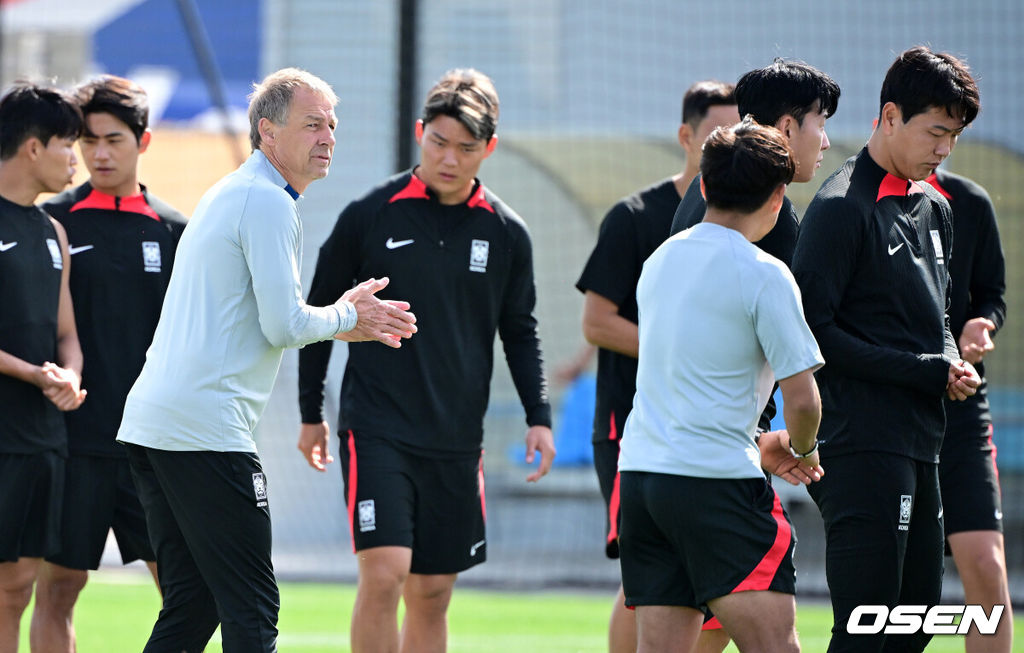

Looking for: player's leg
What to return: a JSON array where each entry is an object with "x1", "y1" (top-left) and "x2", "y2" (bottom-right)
[
  {"x1": 0, "y1": 558, "x2": 39, "y2": 653},
  {"x1": 707, "y1": 590, "x2": 798, "y2": 653},
  {"x1": 0, "y1": 451, "x2": 63, "y2": 653},
  {"x1": 635, "y1": 605, "x2": 703, "y2": 653},
  {"x1": 609, "y1": 585, "x2": 636, "y2": 653},
  {"x1": 807, "y1": 453, "x2": 914, "y2": 653},
  {"x1": 941, "y1": 428, "x2": 1012, "y2": 653},
  {"x1": 340, "y1": 432, "x2": 418, "y2": 653},
  {"x1": 694, "y1": 617, "x2": 731, "y2": 653},
  {"x1": 31, "y1": 455, "x2": 118, "y2": 651},
  {"x1": 400, "y1": 572, "x2": 457, "y2": 653},
  {"x1": 403, "y1": 449, "x2": 486, "y2": 652},
  {"x1": 125, "y1": 444, "x2": 221, "y2": 653},
  {"x1": 593, "y1": 439, "x2": 635, "y2": 653}
]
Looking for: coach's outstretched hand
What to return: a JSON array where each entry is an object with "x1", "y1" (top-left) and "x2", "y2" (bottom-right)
[
  {"x1": 297, "y1": 421, "x2": 334, "y2": 471},
  {"x1": 758, "y1": 429, "x2": 824, "y2": 486},
  {"x1": 524, "y1": 425, "x2": 556, "y2": 482},
  {"x1": 334, "y1": 277, "x2": 417, "y2": 348}
]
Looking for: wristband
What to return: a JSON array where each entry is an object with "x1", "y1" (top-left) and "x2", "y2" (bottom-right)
[
  {"x1": 789, "y1": 440, "x2": 818, "y2": 459},
  {"x1": 336, "y1": 300, "x2": 357, "y2": 333}
]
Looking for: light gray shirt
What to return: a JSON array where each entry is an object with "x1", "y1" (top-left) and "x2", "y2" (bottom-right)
[
  {"x1": 619, "y1": 223, "x2": 824, "y2": 479},
  {"x1": 117, "y1": 151, "x2": 350, "y2": 452}
]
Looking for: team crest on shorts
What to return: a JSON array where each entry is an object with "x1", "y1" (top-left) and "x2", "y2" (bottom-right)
[
  {"x1": 142, "y1": 241, "x2": 161, "y2": 272},
  {"x1": 358, "y1": 499, "x2": 376, "y2": 532},
  {"x1": 252, "y1": 473, "x2": 268, "y2": 507},
  {"x1": 46, "y1": 238, "x2": 63, "y2": 269},
  {"x1": 898, "y1": 494, "x2": 912, "y2": 531},
  {"x1": 469, "y1": 239, "x2": 489, "y2": 273}
]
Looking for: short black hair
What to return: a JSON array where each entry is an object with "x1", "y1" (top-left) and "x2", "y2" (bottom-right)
[
  {"x1": 701, "y1": 117, "x2": 795, "y2": 215},
  {"x1": 422, "y1": 68, "x2": 499, "y2": 142},
  {"x1": 74, "y1": 75, "x2": 150, "y2": 143},
  {"x1": 0, "y1": 82, "x2": 83, "y2": 161},
  {"x1": 879, "y1": 46, "x2": 979, "y2": 126},
  {"x1": 681, "y1": 80, "x2": 736, "y2": 127},
  {"x1": 735, "y1": 59, "x2": 840, "y2": 127}
]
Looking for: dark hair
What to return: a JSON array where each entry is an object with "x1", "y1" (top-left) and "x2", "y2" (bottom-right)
[
  {"x1": 0, "y1": 82, "x2": 83, "y2": 161},
  {"x1": 879, "y1": 46, "x2": 979, "y2": 126},
  {"x1": 735, "y1": 59, "x2": 840, "y2": 126},
  {"x1": 681, "y1": 80, "x2": 736, "y2": 127},
  {"x1": 74, "y1": 75, "x2": 150, "y2": 143},
  {"x1": 701, "y1": 117, "x2": 795, "y2": 214},
  {"x1": 422, "y1": 68, "x2": 499, "y2": 142}
]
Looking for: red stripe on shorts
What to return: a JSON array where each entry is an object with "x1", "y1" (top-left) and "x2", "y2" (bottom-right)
[
  {"x1": 346, "y1": 431, "x2": 358, "y2": 554},
  {"x1": 702, "y1": 616, "x2": 723, "y2": 631},
  {"x1": 478, "y1": 452, "x2": 487, "y2": 522},
  {"x1": 607, "y1": 470, "x2": 621, "y2": 546},
  {"x1": 988, "y1": 424, "x2": 1000, "y2": 486},
  {"x1": 731, "y1": 488, "x2": 791, "y2": 593},
  {"x1": 609, "y1": 410, "x2": 617, "y2": 440}
]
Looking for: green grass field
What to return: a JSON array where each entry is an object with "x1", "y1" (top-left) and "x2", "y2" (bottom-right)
[{"x1": 16, "y1": 571, "x2": 1022, "y2": 652}]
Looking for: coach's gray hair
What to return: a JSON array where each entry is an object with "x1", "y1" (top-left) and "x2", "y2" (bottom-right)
[{"x1": 248, "y1": 68, "x2": 338, "y2": 151}]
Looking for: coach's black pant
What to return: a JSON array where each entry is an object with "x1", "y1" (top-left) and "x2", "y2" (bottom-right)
[
  {"x1": 807, "y1": 452, "x2": 943, "y2": 653},
  {"x1": 126, "y1": 444, "x2": 279, "y2": 653}
]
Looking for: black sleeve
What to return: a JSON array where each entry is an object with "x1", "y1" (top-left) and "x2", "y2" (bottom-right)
[
  {"x1": 939, "y1": 201, "x2": 959, "y2": 362},
  {"x1": 668, "y1": 176, "x2": 703, "y2": 236},
  {"x1": 498, "y1": 223, "x2": 551, "y2": 428},
  {"x1": 297, "y1": 202, "x2": 366, "y2": 424},
  {"x1": 793, "y1": 195, "x2": 950, "y2": 393},
  {"x1": 968, "y1": 190, "x2": 1007, "y2": 334},
  {"x1": 575, "y1": 200, "x2": 638, "y2": 306}
]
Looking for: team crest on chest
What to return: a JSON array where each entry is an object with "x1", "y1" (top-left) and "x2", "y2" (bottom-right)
[
  {"x1": 142, "y1": 241, "x2": 161, "y2": 272},
  {"x1": 45, "y1": 238, "x2": 63, "y2": 270},
  {"x1": 469, "y1": 239, "x2": 489, "y2": 273}
]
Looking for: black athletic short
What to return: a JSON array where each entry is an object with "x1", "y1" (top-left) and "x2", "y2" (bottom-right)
[
  {"x1": 619, "y1": 471, "x2": 796, "y2": 610},
  {"x1": 47, "y1": 455, "x2": 155, "y2": 569},
  {"x1": 593, "y1": 438, "x2": 621, "y2": 559},
  {"x1": 339, "y1": 431, "x2": 486, "y2": 575},
  {"x1": 940, "y1": 424, "x2": 1002, "y2": 536},
  {"x1": 0, "y1": 450, "x2": 64, "y2": 562}
]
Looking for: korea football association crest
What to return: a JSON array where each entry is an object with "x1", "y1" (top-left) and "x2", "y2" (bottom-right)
[
  {"x1": 469, "y1": 239, "x2": 489, "y2": 273},
  {"x1": 142, "y1": 241, "x2": 162, "y2": 273},
  {"x1": 252, "y1": 473, "x2": 268, "y2": 507},
  {"x1": 358, "y1": 499, "x2": 376, "y2": 532},
  {"x1": 898, "y1": 494, "x2": 912, "y2": 531},
  {"x1": 46, "y1": 238, "x2": 63, "y2": 270}
]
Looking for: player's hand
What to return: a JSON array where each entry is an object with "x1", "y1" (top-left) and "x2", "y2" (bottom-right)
[
  {"x1": 298, "y1": 421, "x2": 334, "y2": 471},
  {"x1": 959, "y1": 317, "x2": 996, "y2": 364},
  {"x1": 758, "y1": 429, "x2": 823, "y2": 486},
  {"x1": 334, "y1": 277, "x2": 417, "y2": 348},
  {"x1": 524, "y1": 425, "x2": 556, "y2": 483},
  {"x1": 39, "y1": 362, "x2": 87, "y2": 411},
  {"x1": 946, "y1": 359, "x2": 981, "y2": 401}
]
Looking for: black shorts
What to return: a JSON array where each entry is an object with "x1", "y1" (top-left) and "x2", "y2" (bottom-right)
[
  {"x1": 940, "y1": 424, "x2": 1002, "y2": 535},
  {"x1": 47, "y1": 455, "x2": 155, "y2": 569},
  {"x1": 0, "y1": 450, "x2": 64, "y2": 562},
  {"x1": 619, "y1": 471, "x2": 796, "y2": 610},
  {"x1": 593, "y1": 438, "x2": 621, "y2": 559},
  {"x1": 339, "y1": 431, "x2": 486, "y2": 575}
]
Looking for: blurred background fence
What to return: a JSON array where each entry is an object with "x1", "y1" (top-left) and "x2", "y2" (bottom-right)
[{"x1": 4, "y1": 0, "x2": 1022, "y2": 603}]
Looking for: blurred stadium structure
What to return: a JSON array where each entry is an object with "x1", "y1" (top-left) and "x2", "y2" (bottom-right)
[{"x1": 4, "y1": 0, "x2": 1022, "y2": 603}]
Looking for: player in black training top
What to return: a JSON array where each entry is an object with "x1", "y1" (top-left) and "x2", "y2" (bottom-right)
[
  {"x1": 297, "y1": 69, "x2": 554, "y2": 653},
  {"x1": 791, "y1": 47, "x2": 982, "y2": 653},
  {"x1": 576, "y1": 80, "x2": 740, "y2": 653},
  {"x1": 0, "y1": 82, "x2": 85, "y2": 652},
  {"x1": 33, "y1": 75, "x2": 187, "y2": 652},
  {"x1": 926, "y1": 167, "x2": 1013, "y2": 651}
]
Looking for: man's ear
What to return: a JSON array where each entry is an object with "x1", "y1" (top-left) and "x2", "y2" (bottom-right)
[
  {"x1": 258, "y1": 117, "x2": 275, "y2": 147},
  {"x1": 698, "y1": 175, "x2": 706, "y2": 200},
  {"x1": 415, "y1": 119, "x2": 424, "y2": 145},
  {"x1": 484, "y1": 134, "x2": 498, "y2": 156},
  {"x1": 768, "y1": 183, "x2": 787, "y2": 213},
  {"x1": 138, "y1": 129, "x2": 152, "y2": 154},
  {"x1": 776, "y1": 114, "x2": 796, "y2": 140},
  {"x1": 22, "y1": 136, "x2": 43, "y2": 160},
  {"x1": 879, "y1": 102, "x2": 902, "y2": 135},
  {"x1": 677, "y1": 123, "x2": 693, "y2": 150}
]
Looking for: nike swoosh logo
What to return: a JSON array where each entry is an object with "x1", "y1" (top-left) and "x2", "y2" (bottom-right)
[
  {"x1": 888, "y1": 242, "x2": 905, "y2": 255},
  {"x1": 0, "y1": 241, "x2": 17, "y2": 252},
  {"x1": 470, "y1": 539, "x2": 486, "y2": 556},
  {"x1": 69, "y1": 245, "x2": 94, "y2": 255},
  {"x1": 386, "y1": 237, "x2": 414, "y2": 250}
]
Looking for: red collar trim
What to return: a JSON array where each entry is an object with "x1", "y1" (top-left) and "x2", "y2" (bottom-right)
[
  {"x1": 70, "y1": 188, "x2": 161, "y2": 221},
  {"x1": 466, "y1": 183, "x2": 495, "y2": 213},
  {"x1": 924, "y1": 173, "x2": 953, "y2": 200},
  {"x1": 876, "y1": 174, "x2": 924, "y2": 202},
  {"x1": 388, "y1": 175, "x2": 430, "y2": 203}
]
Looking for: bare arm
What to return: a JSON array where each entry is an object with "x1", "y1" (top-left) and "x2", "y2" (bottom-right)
[
  {"x1": 582, "y1": 291, "x2": 638, "y2": 358},
  {"x1": 45, "y1": 219, "x2": 85, "y2": 410},
  {"x1": 777, "y1": 369, "x2": 821, "y2": 465}
]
